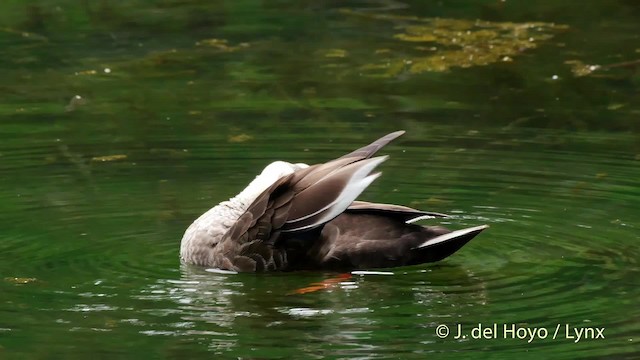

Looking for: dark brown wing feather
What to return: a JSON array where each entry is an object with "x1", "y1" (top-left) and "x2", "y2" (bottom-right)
[
  {"x1": 338, "y1": 130, "x2": 405, "y2": 160},
  {"x1": 221, "y1": 175, "x2": 294, "y2": 272}
]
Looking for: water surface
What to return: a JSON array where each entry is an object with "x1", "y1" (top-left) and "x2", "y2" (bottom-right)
[{"x1": 1, "y1": 1, "x2": 639, "y2": 359}]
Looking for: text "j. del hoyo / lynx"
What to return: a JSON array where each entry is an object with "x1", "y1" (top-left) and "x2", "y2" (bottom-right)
[{"x1": 449, "y1": 323, "x2": 605, "y2": 343}]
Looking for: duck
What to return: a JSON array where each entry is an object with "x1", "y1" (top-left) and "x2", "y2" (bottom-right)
[{"x1": 180, "y1": 130, "x2": 487, "y2": 272}]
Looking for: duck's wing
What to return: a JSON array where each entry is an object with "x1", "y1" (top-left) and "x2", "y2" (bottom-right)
[
  {"x1": 217, "y1": 132, "x2": 404, "y2": 272},
  {"x1": 347, "y1": 201, "x2": 448, "y2": 222},
  {"x1": 307, "y1": 207, "x2": 487, "y2": 270}
]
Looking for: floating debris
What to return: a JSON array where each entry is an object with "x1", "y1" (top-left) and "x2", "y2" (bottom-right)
[
  {"x1": 228, "y1": 134, "x2": 253, "y2": 143},
  {"x1": 323, "y1": 48, "x2": 348, "y2": 58},
  {"x1": 196, "y1": 38, "x2": 249, "y2": 52},
  {"x1": 5, "y1": 277, "x2": 37, "y2": 285},
  {"x1": 65, "y1": 95, "x2": 87, "y2": 112},
  {"x1": 0, "y1": 27, "x2": 48, "y2": 41},
  {"x1": 74, "y1": 69, "x2": 98, "y2": 76},
  {"x1": 565, "y1": 60, "x2": 601, "y2": 76},
  {"x1": 91, "y1": 154, "x2": 128, "y2": 162}
]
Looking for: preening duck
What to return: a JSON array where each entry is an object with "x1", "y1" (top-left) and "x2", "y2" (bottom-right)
[{"x1": 180, "y1": 131, "x2": 487, "y2": 272}]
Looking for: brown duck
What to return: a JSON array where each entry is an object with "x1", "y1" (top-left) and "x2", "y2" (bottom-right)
[{"x1": 180, "y1": 131, "x2": 487, "y2": 272}]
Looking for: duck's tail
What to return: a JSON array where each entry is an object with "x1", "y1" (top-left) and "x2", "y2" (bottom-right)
[{"x1": 410, "y1": 225, "x2": 488, "y2": 264}]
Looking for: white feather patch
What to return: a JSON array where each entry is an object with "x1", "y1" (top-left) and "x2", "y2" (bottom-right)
[{"x1": 415, "y1": 225, "x2": 489, "y2": 249}]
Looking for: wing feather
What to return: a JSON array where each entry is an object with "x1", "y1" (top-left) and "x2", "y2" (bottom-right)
[
  {"x1": 216, "y1": 131, "x2": 404, "y2": 271},
  {"x1": 338, "y1": 130, "x2": 405, "y2": 160},
  {"x1": 282, "y1": 156, "x2": 387, "y2": 232},
  {"x1": 347, "y1": 201, "x2": 448, "y2": 222}
]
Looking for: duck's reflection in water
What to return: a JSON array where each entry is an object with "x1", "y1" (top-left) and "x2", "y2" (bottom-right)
[{"x1": 136, "y1": 264, "x2": 488, "y2": 357}]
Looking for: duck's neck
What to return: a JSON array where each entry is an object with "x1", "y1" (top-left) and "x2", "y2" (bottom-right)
[
  {"x1": 231, "y1": 175, "x2": 271, "y2": 207},
  {"x1": 231, "y1": 161, "x2": 300, "y2": 206}
]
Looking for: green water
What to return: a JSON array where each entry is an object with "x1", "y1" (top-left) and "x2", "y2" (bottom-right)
[{"x1": 1, "y1": 1, "x2": 639, "y2": 359}]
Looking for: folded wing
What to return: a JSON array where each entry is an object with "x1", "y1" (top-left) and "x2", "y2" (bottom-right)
[{"x1": 306, "y1": 204, "x2": 487, "y2": 269}]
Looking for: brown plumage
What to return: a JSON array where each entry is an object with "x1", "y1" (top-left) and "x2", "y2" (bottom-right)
[{"x1": 180, "y1": 131, "x2": 487, "y2": 272}]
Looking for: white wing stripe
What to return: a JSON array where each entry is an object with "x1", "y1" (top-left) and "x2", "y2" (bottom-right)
[{"x1": 415, "y1": 225, "x2": 489, "y2": 249}]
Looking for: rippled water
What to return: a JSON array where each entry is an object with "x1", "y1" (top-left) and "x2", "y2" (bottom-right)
[
  {"x1": 2, "y1": 128, "x2": 638, "y2": 358},
  {"x1": 2, "y1": 1, "x2": 640, "y2": 359}
]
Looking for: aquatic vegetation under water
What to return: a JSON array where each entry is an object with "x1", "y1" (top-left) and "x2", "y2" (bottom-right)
[{"x1": 338, "y1": 10, "x2": 568, "y2": 76}]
